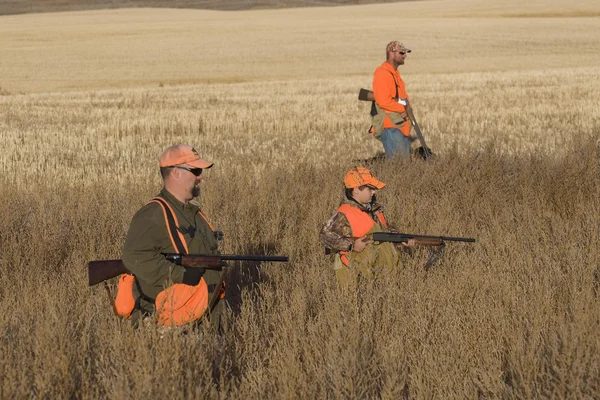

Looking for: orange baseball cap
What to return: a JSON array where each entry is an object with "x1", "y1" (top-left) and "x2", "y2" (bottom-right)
[
  {"x1": 343, "y1": 167, "x2": 386, "y2": 189},
  {"x1": 159, "y1": 144, "x2": 213, "y2": 169}
]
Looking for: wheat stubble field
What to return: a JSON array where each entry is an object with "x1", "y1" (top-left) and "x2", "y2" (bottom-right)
[{"x1": 1, "y1": 0, "x2": 600, "y2": 398}]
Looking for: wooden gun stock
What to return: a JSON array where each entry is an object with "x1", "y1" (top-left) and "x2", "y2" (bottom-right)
[
  {"x1": 358, "y1": 88, "x2": 375, "y2": 102},
  {"x1": 413, "y1": 237, "x2": 444, "y2": 246},
  {"x1": 88, "y1": 260, "x2": 126, "y2": 286}
]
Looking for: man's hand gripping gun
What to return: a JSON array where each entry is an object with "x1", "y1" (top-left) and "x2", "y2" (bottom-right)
[{"x1": 358, "y1": 88, "x2": 433, "y2": 160}]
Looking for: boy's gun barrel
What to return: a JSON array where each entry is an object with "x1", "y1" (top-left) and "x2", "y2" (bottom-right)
[{"x1": 372, "y1": 232, "x2": 476, "y2": 245}]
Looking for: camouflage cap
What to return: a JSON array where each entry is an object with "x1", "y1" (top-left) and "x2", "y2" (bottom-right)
[
  {"x1": 344, "y1": 167, "x2": 386, "y2": 189},
  {"x1": 386, "y1": 41, "x2": 411, "y2": 54}
]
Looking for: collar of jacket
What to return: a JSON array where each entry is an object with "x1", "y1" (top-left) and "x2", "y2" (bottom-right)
[
  {"x1": 341, "y1": 196, "x2": 383, "y2": 214},
  {"x1": 159, "y1": 188, "x2": 200, "y2": 215},
  {"x1": 380, "y1": 61, "x2": 400, "y2": 76}
]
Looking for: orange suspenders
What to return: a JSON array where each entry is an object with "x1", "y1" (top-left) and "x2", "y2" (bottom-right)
[{"x1": 115, "y1": 196, "x2": 218, "y2": 321}]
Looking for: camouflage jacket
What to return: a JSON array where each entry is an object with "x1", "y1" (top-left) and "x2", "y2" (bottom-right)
[{"x1": 320, "y1": 197, "x2": 392, "y2": 251}]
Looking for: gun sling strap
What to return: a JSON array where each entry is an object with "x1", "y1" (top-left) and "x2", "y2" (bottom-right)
[
  {"x1": 132, "y1": 195, "x2": 192, "y2": 307},
  {"x1": 111, "y1": 195, "x2": 221, "y2": 317}
]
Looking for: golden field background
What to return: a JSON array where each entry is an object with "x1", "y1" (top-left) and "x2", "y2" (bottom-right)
[
  {"x1": 1, "y1": 0, "x2": 600, "y2": 398},
  {"x1": 2, "y1": 0, "x2": 600, "y2": 93},
  {"x1": 1, "y1": 0, "x2": 405, "y2": 15}
]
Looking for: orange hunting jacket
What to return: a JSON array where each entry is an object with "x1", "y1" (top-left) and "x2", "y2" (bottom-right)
[{"x1": 372, "y1": 61, "x2": 411, "y2": 136}]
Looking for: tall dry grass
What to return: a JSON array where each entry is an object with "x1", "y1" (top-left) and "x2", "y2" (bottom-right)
[
  {"x1": 1, "y1": 66, "x2": 600, "y2": 397},
  {"x1": 2, "y1": 1, "x2": 600, "y2": 398},
  {"x1": 1, "y1": 138, "x2": 600, "y2": 398}
]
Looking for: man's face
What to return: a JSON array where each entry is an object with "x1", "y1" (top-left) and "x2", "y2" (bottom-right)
[
  {"x1": 392, "y1": 49, "x2": 407, "y2": 65},
  {"x1": 175, "y1": 164, "x2": 204, "y2": 198},
  {"x1": 352, "y1": 185, "x2": 377, "y2": 205}
]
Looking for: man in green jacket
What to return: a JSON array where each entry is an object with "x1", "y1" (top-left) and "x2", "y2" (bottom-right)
[{"x1": 122, "y1": 144, "x2": 225, "y2": 328}]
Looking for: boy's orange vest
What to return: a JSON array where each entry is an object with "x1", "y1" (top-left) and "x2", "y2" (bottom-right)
[{"x1": 336, "y1": 204, "x2": 388, "y2": 267}]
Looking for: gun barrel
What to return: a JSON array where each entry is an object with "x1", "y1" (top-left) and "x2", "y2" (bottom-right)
[
  {"x1": 438, "y1": 236, "x2": 476, "y2": 243},
  {"x1": 372, "y1": 232, "x2": 476, "y2": 243},
  {"x1": 222, "y1": 254, "x2": 289, "y2": 262},
  {"x1": 164, "y1": 254, "x2": 289, "y2": 264},
  {"x1": 402, "y1": 100, "x2": 432, "y2": 160}
]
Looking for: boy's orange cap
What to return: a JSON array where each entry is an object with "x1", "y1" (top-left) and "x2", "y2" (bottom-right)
[
  {"x1": 343, "y1": 167, "x2": 386, "y2": 189},
  {"x1": 159, "y1": 144, "x2": 213, "y2": 169}
]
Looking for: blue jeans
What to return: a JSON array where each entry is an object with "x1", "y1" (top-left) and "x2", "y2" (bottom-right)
[{"x1": 380, "y1": 128, "x2": 411, "y2": 159}]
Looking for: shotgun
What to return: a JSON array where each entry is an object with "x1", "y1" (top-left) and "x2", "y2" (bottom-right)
[
  {"x1": 372, "y1": 232, "x2": 476, "y2": 246},
  {"x1": 88, "y1": 254, "x2": 289, "y2": 286},
  {"x1": 325, "y1": 231, "x2": 475, "y2": 254},
  {"x1": 358, "y1": 88, "x2": 432, "y2": 160}
]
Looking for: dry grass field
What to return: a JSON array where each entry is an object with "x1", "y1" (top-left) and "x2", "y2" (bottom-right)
[
  {"x1": 2, "y1": 0, "x2": 600, "y2": 93},
  {"x1": 1, "y1": 0, "x2": 600, "y2": 398}
]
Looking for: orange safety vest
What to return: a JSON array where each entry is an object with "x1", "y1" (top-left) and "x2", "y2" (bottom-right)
[
  {"x1": 114, "y1": 196, "x2": 215, "y2": 327},
  {"x1": 336, "y1": 203, "x2": 388, "y2": 267}
]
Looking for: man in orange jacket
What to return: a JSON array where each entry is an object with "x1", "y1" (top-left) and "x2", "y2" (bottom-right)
[{"x1": 371, "y1": 41, "x2": 413, "y2": 158}]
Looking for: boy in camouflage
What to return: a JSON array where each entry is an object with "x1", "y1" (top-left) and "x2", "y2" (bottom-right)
[{"x1": 320, "y1": 167, "x2": 415, "y2": 285}]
